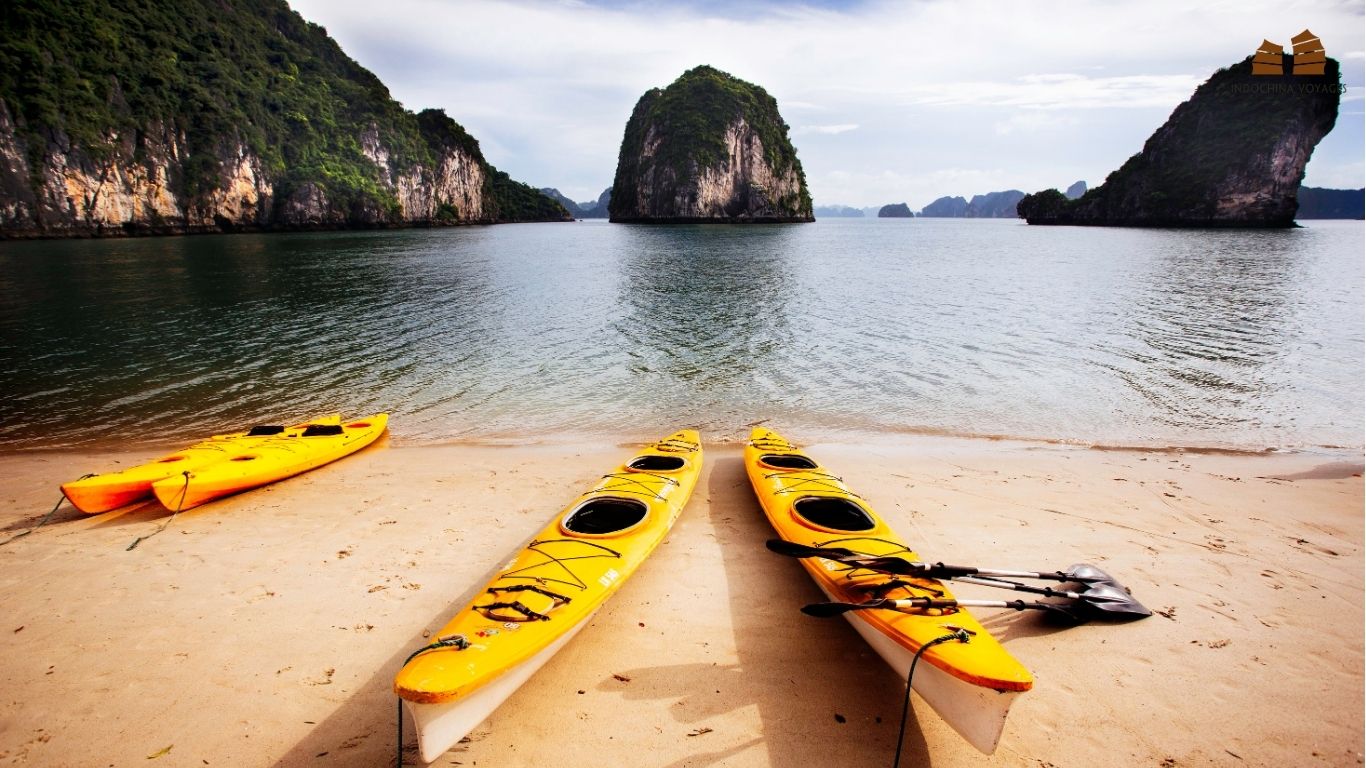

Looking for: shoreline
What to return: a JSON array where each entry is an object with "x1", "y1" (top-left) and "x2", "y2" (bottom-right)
[
  {"x1": 2, "y1": 423, "x2": 1360, "y2": 460},
  {"x1": 0, "y1": 436, "x2": 1361, "y2": 766}
]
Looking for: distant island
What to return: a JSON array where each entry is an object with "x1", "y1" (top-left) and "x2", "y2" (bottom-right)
[
  {"x1": 804, "y1": 180, "x2": 1359, "y2": 223},
  {"x1": 878, "y1": 203, "x2": 913, "y2": 218},
  {"x1": 609, "y1": 66, "x2": 813, "y2": 223},
  {"x1": 1018, "y1": 52, "x2": 1341, "y2": 227},
  {"x1": 1297, "y1": 186, "x2": 1365, "y2": 219},
  {"x1": 919, "y1": 190, "x2": 1028, "y2": 218},
  {"x1": 542, "y1": 188, "x2": 611, "y2": 219},
  {"x1": 813, "y1": 205, "x2": 864, "y2": 218},
  {"x1": 0, "y1": 0, "x2": 568, "y2": 238}
]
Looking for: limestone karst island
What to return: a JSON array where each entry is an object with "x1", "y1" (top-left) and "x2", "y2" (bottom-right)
[
  {"x1": 1017, "y1": 52, "x2": 1342, "y2": 227},
  {"x1": 0, "y1": 0, "x2": 571, "y2": 238},
  {"x1": 608, "y1": 66, "x2": 814, "y2": 224}
]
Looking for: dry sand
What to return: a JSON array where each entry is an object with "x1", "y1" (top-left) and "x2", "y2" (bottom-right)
[{"x1": 0, "y1": 434, "x2": 1361, "y2": 767}]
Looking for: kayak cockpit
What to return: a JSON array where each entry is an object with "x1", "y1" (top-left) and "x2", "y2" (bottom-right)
[
  {"x1": 626, "y1": 455, "x2": 687, "y2": 472},
  {"x1": 561, "y1": 497, "x2": 648, "y2": 536},
  {"x1": 759, "y1": 454, "x2": 819, "y2": 470},
  {"x1": 792, "y1": 496, "x2": 876, "y2": 532}
]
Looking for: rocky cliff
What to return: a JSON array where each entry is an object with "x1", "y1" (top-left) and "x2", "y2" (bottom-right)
[
  {"x1": 877, "y1": 203, "x2": 913, "y2": 218},
  {"x1": 0, "y1": 0, "x2": 567, "y2": 238},
  {"x1": 609, "y1": 66, "x2": 812, "y2": 223},
  {"x1": 1018, "y1": 55, "x2": 1341, "y2": 227}
]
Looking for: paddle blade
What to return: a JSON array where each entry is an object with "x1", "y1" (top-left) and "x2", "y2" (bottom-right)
[
  {"x1": 1075, "y1": 582, "x2": 1153, "y2": 619},
  {"x1": 1060, "y1": 563, "x2": 1121, "y2": 584}
]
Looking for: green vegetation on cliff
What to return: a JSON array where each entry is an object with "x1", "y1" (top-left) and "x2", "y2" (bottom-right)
[
  {"x1": 1018, "y1": 56, "x2": 1341, "y2": 227},
  {"x1": 610, "y1": 65, "x2": 812, "y2": 221},
  {"x1": 0, "y1": 0, "x2": 564, "y2": 226}
]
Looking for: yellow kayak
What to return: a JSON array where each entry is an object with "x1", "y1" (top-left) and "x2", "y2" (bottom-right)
[
  {"x1": 149, "y1": 413, "x2": 388, "y2": 511},
  {"x1": 395, "y1": 429, "x2": 702, "y2": 763},
  {"x1": 744, "y1": 428, "x2": 1032, "y2": 754},
  {"x1": 59, "y1": 415, "x2": 341, "y2": 514}
]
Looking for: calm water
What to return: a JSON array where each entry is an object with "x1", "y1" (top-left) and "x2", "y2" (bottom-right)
[{"x1": 0, "y1": 219, "x2": 1361, "y2": 451}]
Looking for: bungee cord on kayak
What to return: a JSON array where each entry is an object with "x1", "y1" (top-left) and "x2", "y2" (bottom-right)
[{"x1": 498, "y1": 538, "x2": 623, "y2": 592}]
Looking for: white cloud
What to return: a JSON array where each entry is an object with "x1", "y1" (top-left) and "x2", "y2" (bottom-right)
[
  {"x1": 994, "y1": 111, "x2": 1080, "y2": 136},
  {"x1": 792, "y1": 123, "x2": 860, "y2": 135}
]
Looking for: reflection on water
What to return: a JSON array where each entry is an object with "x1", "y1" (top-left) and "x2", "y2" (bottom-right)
[
  {"x1": 0, "y1": 220, "x2": 1360, "y2": 450},
  {"x1": 614, "y1": 225, "x2": 798, "y2": 423}
]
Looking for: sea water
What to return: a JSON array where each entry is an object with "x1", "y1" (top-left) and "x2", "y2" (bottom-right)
[{"x1": 0, "y1": 218, "x2": 1361, "y2": 451}]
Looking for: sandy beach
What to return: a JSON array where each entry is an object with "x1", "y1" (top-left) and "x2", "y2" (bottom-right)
[{"x1": 0, "y1": 434, "x2": 1361, "y2": 767}]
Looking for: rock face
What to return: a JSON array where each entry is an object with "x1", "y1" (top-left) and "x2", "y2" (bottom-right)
[
  {"x1": 1018, "y1": 55, "x2": 1341, "y2": 227},
  {"x1": 0, "y1": 0, "x2": 567, "y2": 238},
  {"x1": 1064, "y1": 180, "x2": 1087, "y2": 200},
  {"x1": 609, "y1": 66, "x2": 812, "y2": 223},
  {"x1": 877, "y1": 203, "x2": 913, "y2": 218}
]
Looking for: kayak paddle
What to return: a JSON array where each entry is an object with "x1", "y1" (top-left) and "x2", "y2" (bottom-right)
[
  {"x1": 801, "y1": 586, "x2": 1151, "y2": 622},
  {"x1": 766, "y1": 538, "x2": 1129, "y2": 586}
]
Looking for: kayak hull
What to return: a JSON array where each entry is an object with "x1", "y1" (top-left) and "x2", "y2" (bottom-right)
[
  {"x1": 150, "y1": 414, "x2": 387, "y2": 510},
  {"x1": 395, "y1": 430, "x2": 703, "y2": 762},
  {"x1": 816, "y1": 580, "x2": 1022, "y2": 753},
  {"x1": 743, "y1": 428, "x2": 1031, "y2": 754},
  {"x1": 404, "y1": 617, "x2": 592, "y2": 763}
]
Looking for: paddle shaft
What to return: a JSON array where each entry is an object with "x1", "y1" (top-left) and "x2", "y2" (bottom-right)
[
  {"x1": 953, "y1": 574, "x2": 1088, "y2": 600},
  {"x1": 766, "y1": 539, "x2": 1111, "y2": 583},
  {"x1": 801, "y1": 596, "x2": 1071, "y2": 618}
]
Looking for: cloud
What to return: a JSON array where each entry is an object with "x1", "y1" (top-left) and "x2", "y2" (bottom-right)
[
  {"x1": 993, "y1": 111, "x2": 1080, "y2": 136},
  {"x1": 792, "y1": 123, "x2": 860, "y2": 135}
]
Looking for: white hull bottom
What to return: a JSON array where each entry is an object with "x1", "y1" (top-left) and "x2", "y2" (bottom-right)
[
  {"x1": 404, "y1": 618, "x2": 593, "y2": 764},
  {"x1": 826, "y1": 588, "x2": 1021, "y2": 754}
]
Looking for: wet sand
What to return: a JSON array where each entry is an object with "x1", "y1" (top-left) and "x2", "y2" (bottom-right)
[{"x1": 0, "y1": 435, "x2": 1361, "y2": 767}]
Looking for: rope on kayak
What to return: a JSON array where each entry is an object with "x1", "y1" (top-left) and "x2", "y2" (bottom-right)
[
  {"x1": 499, "y1": 539, "x2": 622, "y2": 592},
  {"x1": 595, "y1": 471, "x2": 676, "y2": 501},
  {"x1": 892, "y1": 628, "x2": 972, "y2": 768},
  {"x1": 476, "y1": 585, "x2": 572, "y2": 622},
  {"x1": 768, "y1": 472, "x2": 859, "y2": 497},
  {"x1": 656, "y1": 436, "x2": 700, "y2": 453},
  {"x1": 127, "y1": 471, "x2": 190, "y2": 551},
  {"x1": 0, "y1": 476, "x2": 93, "y2": 547},
  {"x1": 396, "y1": 634, "x2": 472, "y2": 766}
]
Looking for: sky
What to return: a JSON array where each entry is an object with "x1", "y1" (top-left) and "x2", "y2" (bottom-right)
[{"x1": 289, "y1": 0, "x2": 1365, "y2": 209}]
